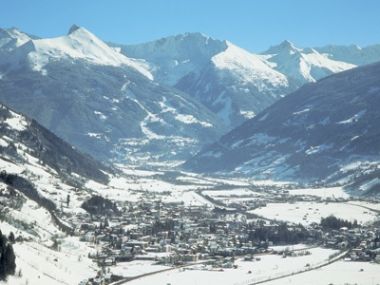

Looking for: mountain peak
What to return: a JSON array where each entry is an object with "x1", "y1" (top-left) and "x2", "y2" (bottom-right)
[
  {"x1": 279, "y1": 40, "x2": 296, "y2": 49},
  {"x1": 0, "y1": 27, "x2": 33, "y2": 50},
  {"x1": 150, "y1": 32, "x2": 226, "y2": 50},
  {"x1": 4, "y1": 25, "x2": 153, "y2": 80},
  {"x1": 264, "y1": 40, "x2": 301, "y2": 54},
  {"x1": 115, "y1": 31, "x2": 227, "y2": 85},
  {"x1": 66, "y1": 25, "x2": 97, "y2": 41},
  {"x1": 174, "y1": 32, "x2": 223, "y2": 44},
  {"x1": 7, "y1": 26, "x2": 23, "y2": 33},
  {"x1": 68, "y1": 24, "x2": 81, "y2": 35},
  {"x1": 179, "y1": 32, "x2": 209, "y2": 39}
]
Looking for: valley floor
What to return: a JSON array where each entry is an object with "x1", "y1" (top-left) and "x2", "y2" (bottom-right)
[{"x1": 1, "y1": 166, "x2": 379, "y2": 285}]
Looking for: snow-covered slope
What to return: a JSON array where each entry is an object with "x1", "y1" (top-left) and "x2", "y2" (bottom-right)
[
  {"x1": 2, "y1": 26, "x2": 380, "y2": 165},
  {"x1": 211, "y1": 42, "x2": 288, "y2": 88},
  {"x1": 0, "y1": 103, "x2": 109, "y2": 184},
  {"x1": 262, "y1": 40, "x2": 356, "y2": 85},
  {"x1": 115, "y1": 34, "x2": 293, "y2": 128},
  {"x1": 177, "y1": 41, "x2": 291, "y2": 127},
  {"x1": 0, "y1": 103, "x2": 115, "y2": 285},
  {"x1": 112, "y1": 32, "x2": 227, "y2": 86},
  {"x1": 0, "y1": 27, "x2": 34, "y2": 52},
  {"x1": 0, "y1": 26, "x2": 225, "y2": 165},
  {"x1": 184, "y1": 62, "x2": 380, "y2": 195},
  {"x1": 6, "y1": 25, "x2": 152, "y2": 79},
  {"x1": 114, "y1": 35, "x2": 365, "y2": 130}
]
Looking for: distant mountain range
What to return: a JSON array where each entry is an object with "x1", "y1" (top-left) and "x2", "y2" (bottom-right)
[
  {"x1": 315, "y1": 44, "x2": 380, "y2": 65},
  {"x1": 1, "y1": 25, "x2": 380, "y2": 167},
  {"x1": 114, "y1": 34, "x2": 368, "y2": 129},
  {"x1": 0, "y1": 26, "x2": 225, "y2": 165},
  {"x1": 184, "y1": 61, "x2": 380, "y2": 195}
]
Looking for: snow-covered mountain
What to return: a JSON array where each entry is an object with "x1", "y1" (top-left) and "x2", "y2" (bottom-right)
[
  {"x1": 2, "y1": 25, "x2": 152, "y2": 79},
  {"x1": 315, "y1": 44, "x2": 380, "y2": 66},
  {"x1": 0, "y1": 101, "x2": 118, "y2": 285},
  {"x1": 115, "y1": 34, "x2": 293, "y2": 128},
  {"x1": 0, "y1": 26, "x2": 225, "y2": 165},
  {"x1": 113, "y1": 32, "x2": 227, "y2": 86},
  {"x1": 176, "y1": 41, "x2": 291, "y2": 127},
  {"x1": 0, "y1": 27, "x2": 36, "y2": 52},
  {"x1": 0, "y1": 103, "x2": 109, "y2": 184},
  {"x1": 261, "y1": 40, "x2": 356, "y2": 86},
  {"x1": 2, "y1": 26, "x2": 380, "y2": 166},
  {"x1": 184, "y1": 62, "x2": 380, "y2": 195},
  {"x1": 114, "y1": 35, "x2": 362, "y2": 129}
]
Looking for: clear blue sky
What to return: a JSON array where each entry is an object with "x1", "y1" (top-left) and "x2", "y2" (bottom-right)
[{"x1": 1, "y1": 0, "x2": 379, "y2": 51}]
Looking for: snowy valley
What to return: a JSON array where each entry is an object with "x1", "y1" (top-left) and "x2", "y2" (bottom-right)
[{"x1": 0, "y1": 22, "x2": 380, "y2": 285}]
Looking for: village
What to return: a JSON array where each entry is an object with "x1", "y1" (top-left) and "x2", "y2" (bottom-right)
[
  {"x1": 1, "y1": 169, "x2": 380, "y2": 285},
  {"x1": 66, "y1": 186, "x2": 380, "y2": 285}
]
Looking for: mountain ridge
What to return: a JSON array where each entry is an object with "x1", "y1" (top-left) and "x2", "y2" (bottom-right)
[
  {"x1": 2, "y1": 26, "x2": 380, "y2": 166},
  {"x1": 183, "y1": 61, "x2": 380, "y2": 195},
  {"x1": 112, "y1": 33, "x2": 365, "y2": 129},
  {"x1": 0, "y1": 26, "x2": 226, "y2": 165}
]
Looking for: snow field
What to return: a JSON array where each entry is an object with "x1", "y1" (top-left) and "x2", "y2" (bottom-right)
[
  {"x1": 126, "y1": 247, "x2": 338, "y2": 285},
  {"x1": 110, "y1": 260, "x2": 170, "y2": 278},
  {"x1": 250, "y1": 202, "x2": 378, "y2": 225},
  {"x1": 2, "y1": 238, "x2": 96, "y2": 285},
  {"x1": 287, "y1": 186, "x2": 350, "y2": 199},
  {"x1": 264, "y1": 260, "x2": 380, "y2": 285}
]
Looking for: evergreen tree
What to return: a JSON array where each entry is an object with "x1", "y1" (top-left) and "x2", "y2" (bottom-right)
[
  {"x1": 0, "y1": 230, "x2": 16, "y2": 280},
  {"x1": 8, "y1": 232, "x2": 15, "y2": 244},
  {"x1": 4, "y1": 244, "x2": 16, "y2": 275}
]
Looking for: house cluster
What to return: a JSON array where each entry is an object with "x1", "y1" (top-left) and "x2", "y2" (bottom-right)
[
  {"x1": 306, "y1": 223, "x2": 380, "y2": 263},
  {"x1": 333, "y1": 228, "x2": 380, "y2": 262},
  {"x1": 75, "y1": 199, "x2": 265, "y2": 264},
  {"x1": 73, "y1": 189, "x2": 380, "y2": 285}
]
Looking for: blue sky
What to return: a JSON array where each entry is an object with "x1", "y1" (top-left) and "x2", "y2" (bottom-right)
[{"x1": 1, "y1": 0, "x2": 379, "y2": 51}]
